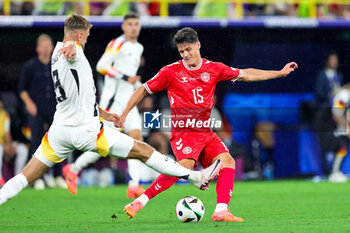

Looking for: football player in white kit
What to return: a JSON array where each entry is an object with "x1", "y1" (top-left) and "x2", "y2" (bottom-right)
[
  {"x1": 0, "y1": 14, "x2": 223, "y2": 207},
  {"x1": 63, "y1": 13, "x2": 149, "y2": 197}
]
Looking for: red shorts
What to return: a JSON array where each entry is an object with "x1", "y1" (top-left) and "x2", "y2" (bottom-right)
[{"x1": 170, "y1": 131, "x2": 229, "y2": 168}]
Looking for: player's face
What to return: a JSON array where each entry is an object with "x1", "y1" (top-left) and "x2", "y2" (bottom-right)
[
  {"x1": 177, "y1": 41, "x2": 201, "y2": 68},
  {"x1": 36, "y1": 38, "x2": 53, "y2": 57},
  {"x1": 78, "y1": 29, "x2": 90, "y2": 48},
  {"x1": 122, "y1": 18, "x2": 141, "y2": 41}
]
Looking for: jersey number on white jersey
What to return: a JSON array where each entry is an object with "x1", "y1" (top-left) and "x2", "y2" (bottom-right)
[{"x1": 53, "y1": 69, "x2": 79, "y2": 103}]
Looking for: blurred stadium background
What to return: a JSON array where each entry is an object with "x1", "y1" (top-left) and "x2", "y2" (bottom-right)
[{"x1": 1, "y1": 1, "x2": 350, "y2": 183}]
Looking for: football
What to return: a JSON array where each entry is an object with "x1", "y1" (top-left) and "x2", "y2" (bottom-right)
[{"x1": 175, "y1": 196, "x2": 205, "y2": 223}]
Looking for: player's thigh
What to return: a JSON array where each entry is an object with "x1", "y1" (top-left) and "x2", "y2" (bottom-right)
[
  {"x1": 199, "y1": 133, "x2": 232, "y2": 168},
  {"x1": 33, "y1": 125, "x2": 74, "y2": 168},
  {"x1": 104, "y1": 126, "x2": 136, "y2": 159},
  {"x1": 170, "y1": 132, "x2": 205, "y2": 167},
  {"x1": 126, "y1": 129, "x2": 143, "y2": 141}
]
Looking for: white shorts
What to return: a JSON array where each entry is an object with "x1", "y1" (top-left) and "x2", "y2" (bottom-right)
[
  {"x1": 34, "y1": 120, "x2": 134, "y2": 167},
  {"x1": 100, "y1": 98, "x2": 141, "y2": 133}
]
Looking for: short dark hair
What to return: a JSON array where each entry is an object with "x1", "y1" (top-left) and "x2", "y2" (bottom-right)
[
  {"x1": 64, "y1": 14, "x2": 92, "y2": 33},
  {"x1": 173, "y1": 27, "x2": 199, "y2": 45},
  {"x1": 123, "y1": 12, "x2": 139, "y2": 21}
]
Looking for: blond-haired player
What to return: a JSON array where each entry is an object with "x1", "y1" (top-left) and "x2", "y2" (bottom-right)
[
  {"x1": 0, "y1": 15, "x2": 222, "y2": 207},
  {"x1": 63, "y1": 12, "x2": 149, "y2": 198}
]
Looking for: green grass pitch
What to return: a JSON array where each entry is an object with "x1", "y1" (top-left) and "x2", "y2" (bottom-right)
[{"x1": 0, "y1": 180, "x2": 349, "y2": 233}]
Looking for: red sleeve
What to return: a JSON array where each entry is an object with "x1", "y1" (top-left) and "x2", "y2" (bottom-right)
[
  {"x1": 216, "y1": 62, "x2": 242, "y2": 82},
  {"x1": 144, "y1": 66, "x2": 170, "y2": 94}
]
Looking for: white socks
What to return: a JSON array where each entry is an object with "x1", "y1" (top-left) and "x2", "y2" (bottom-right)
[
  {"x1": 73, "y1": 151, "x2": 101, "y2": 173},
  {"x1": 145, "y1": 151, "x2": 197, "y2": 182},
  {"x1": 127, "y1": 159, "x2": 141, "y2": 187},
  {"x1": 136, "y1": 194, "x2": 150, "y2": 206},
  {"x1": 0, "y1": 173, "x2": 28, "y2": 205},
  {"x1": 332, "y1": 155, "x2": 345, "y2": 174},
  {"x1": 214, "y1": 203, "x2": 228, "y2": 212}
]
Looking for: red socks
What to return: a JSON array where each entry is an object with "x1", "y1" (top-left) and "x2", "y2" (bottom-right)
[
  {"x1": 144, "y1": 167, "x2": 235, "y2": 205},
  {"x1": 144, "y1": 175, "x2": 179, "y2": 199},
  {"x1": 216, "y1": 167, "x2": 235, "y2": 204}
]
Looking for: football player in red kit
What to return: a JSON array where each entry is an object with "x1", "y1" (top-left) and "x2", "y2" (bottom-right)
[{"x1": 119, "y1": 27, "x2": 298, "y2": 222}]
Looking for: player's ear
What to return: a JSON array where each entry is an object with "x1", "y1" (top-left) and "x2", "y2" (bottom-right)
[
  {"x1": 197, "y1": 41, "x2": 201, "y2": 50},
  {"x1": 121, "y1": 23, "x2": 125, "y2": 32},
  {"x1": 77, "y1": 32, "x2": 83, "y2": 41}
]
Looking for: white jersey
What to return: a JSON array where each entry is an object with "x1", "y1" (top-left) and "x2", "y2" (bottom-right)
[
  {"x1": 96, "y1": 35, "x2": 143, "y2": 109},
  {"x1": 51, "y1": 42, "x2": 99, "y2": 126}
]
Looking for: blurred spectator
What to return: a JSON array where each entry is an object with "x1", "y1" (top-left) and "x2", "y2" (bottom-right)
[
  {"x1": 90, "y1": 2, "x2": 108, "y2": 16},
  {"x1": 194, "y1": 1, "x2": 235, "y2": 18},
  {"x1": 169, "y1": 4, "x2": 195, "y2": 16},
  {"x1": 18, "y1": 34, "x2": 65, "y2": 189},
  {"x1": 245, "y1": 4, "x2": 266, "y2": 17},
  {"x1": 9, "y1": 2, "x2": 34, "y2": 15},
  {"x1": 103, "y1": 1, "x2": 129, "y2": 16},
  {"x1": 329, "y1": 4, "x2": 350, "y2": 19},
  {"x1": 0, "y1": 97, "x2": 28, "y2": 186},
  {"x1": 33, "y1": 1, "x2": 83, "y2": 15},
  {"x1": 313, "y1": 52, "x2": 344, "y2": 177},
  {"x1": 265, "y1": 4, "x2": 297, "y2": 16},
  {"x1": 102, "y1": 1, "x2": 158, "y2": 16}
]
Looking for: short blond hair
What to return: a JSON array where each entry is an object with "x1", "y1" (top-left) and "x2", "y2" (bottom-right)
[{"x1": 64, "y1": 14, "x2": 92, "y2": 34}]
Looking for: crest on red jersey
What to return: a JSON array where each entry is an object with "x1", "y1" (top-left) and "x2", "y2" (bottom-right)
[
  {"x1": 183, "y1": 146, "x2": 192, "y2": 154},
  {"x1": 201, "y1": 72, "x2": 210, "y2": 82}
]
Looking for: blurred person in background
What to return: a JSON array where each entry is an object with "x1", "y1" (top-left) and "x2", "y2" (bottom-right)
[
  {"x1": 265, "y1": 3, "x2": 297, "y2": 16},
  {"x1": 18, "y1": 34, "x2": 65, "y2": 189},
  {"x1": 63, "y1": 12, "x2": 151, "y2": 198},
  {"x1": 102, "y1": 2, "x2": 159, "y2": 16},
  {"x1": 329, "y1": 4, "x2": 350, "y2": 19},
  {"x1": 313, "y1": 52, "x2": 344, "y2": 179},
  {"x1": 326, "y1": 84, "x2": 350, "y2": 182},
  {"x1": 33, "y1": 1, "x2": 83, "y2": 15},
  {"x1": 194, "y1": 1, "x2": 235, "y2": 18},
  {"x1": 0, "y1": 97, "x2": 28, "y2": 186}
]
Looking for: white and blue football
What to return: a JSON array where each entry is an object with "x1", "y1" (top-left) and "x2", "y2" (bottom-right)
[{"x1": 175, "y1": 196, "x2": 205, "y2": 223}]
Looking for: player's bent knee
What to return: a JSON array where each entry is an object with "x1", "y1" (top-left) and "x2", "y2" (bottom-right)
[
  {"x1": 215, "y1": 153, "x2": 235, "y2": 169},
  {"x1": 127, "y1": 140, "x2": 154, "y2": 162}
]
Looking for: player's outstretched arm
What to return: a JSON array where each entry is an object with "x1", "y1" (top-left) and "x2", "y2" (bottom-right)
[
  {"x1": 116, "y1": 86, "x2": 148, "y2": 128},
  {"x1": 240, "y1": 62, "x2": 298, "y2": 82}
]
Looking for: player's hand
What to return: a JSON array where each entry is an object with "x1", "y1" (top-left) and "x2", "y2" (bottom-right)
[
  {"x1": 280, "y1": 62, "x2": 298, "y2": 77},
  {"x1": 127, "y1": 75, "x2": 141, "y2": 84},
  {"x1": 114, "y1": 114, "x2": 126, "y2": 128},
  {"x1": 26, "y1": 101, "x2": 37, "y2": 116},
  {"x1": 58, "y1": 42, "x2": 76, "y2": 60},
  {"x1": 102, "y1": 112, "x2": 118, "y2": 122}
]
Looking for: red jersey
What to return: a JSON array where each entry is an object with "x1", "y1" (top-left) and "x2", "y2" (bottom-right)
[{"x1": 144, "y1": 58, "x2": 242, "y2": 132}]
